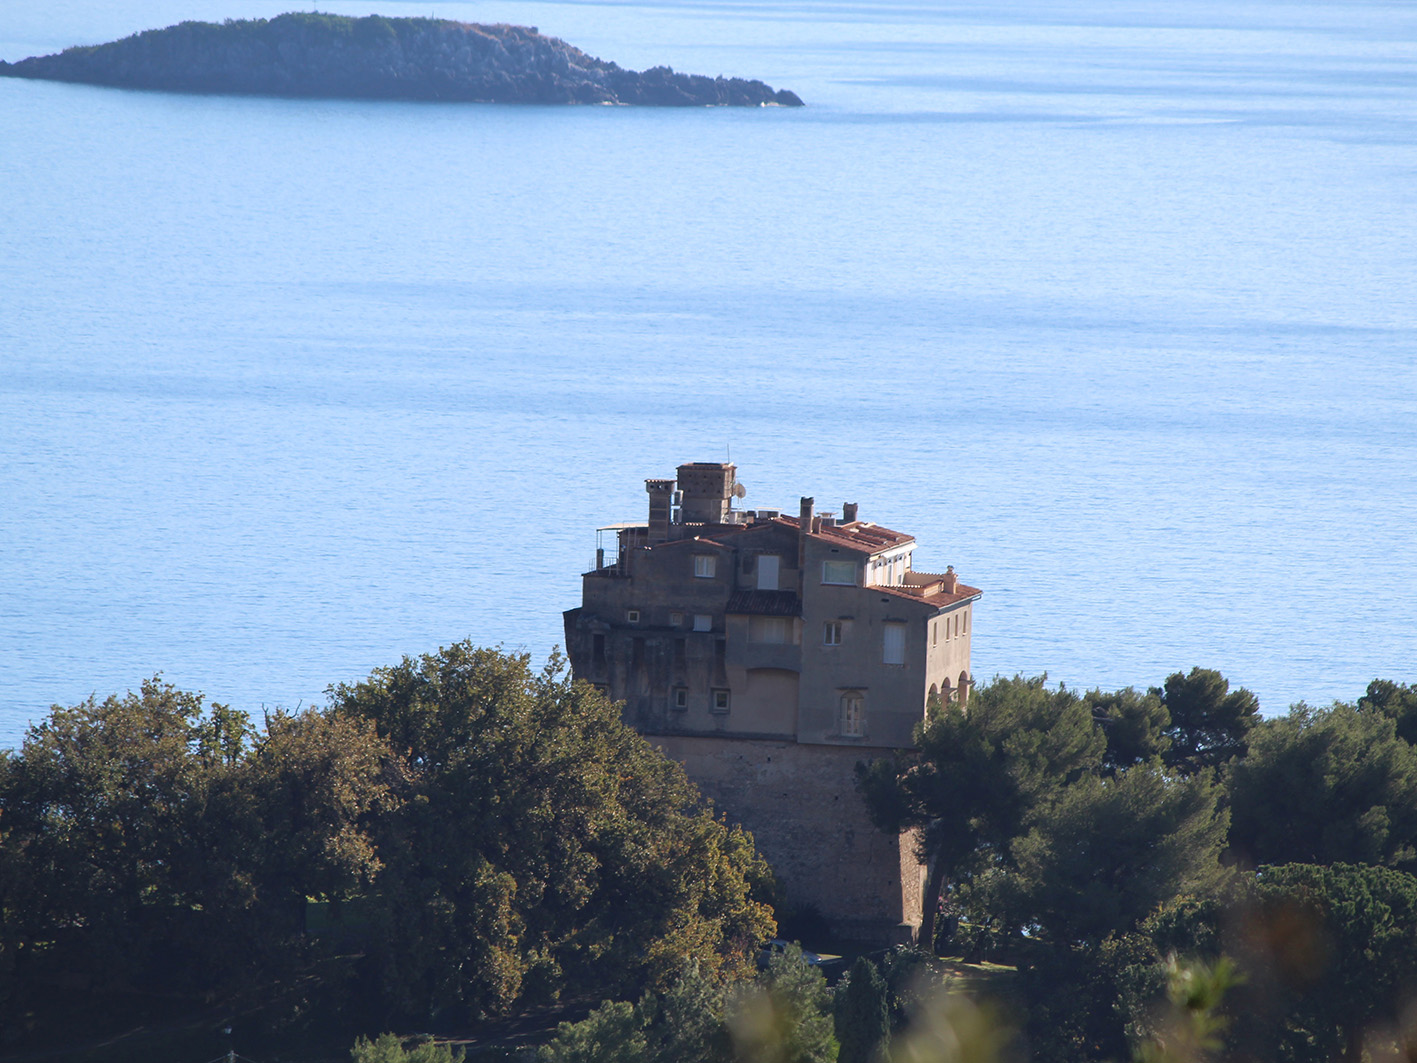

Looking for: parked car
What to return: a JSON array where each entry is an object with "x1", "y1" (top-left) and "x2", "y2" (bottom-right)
[{"x1": 756, "y1": 939, "x2": 843, "y2": 970}]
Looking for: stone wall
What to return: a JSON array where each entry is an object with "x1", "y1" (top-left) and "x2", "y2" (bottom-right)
[{"x1": 653, "y1": 733, "x2": 924, "y2": 945}]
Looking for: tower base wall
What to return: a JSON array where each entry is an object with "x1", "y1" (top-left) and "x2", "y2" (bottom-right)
[{"x1": 651, "y1": 734, "x2": 924, "y2": 946}]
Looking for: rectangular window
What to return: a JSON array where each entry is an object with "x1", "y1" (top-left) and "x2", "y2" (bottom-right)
[
  {"x1": 627, "y1": 609, "x2": 640, "y2": 624},
  {"x1": 694, "y1": 555, "x2": 717, "y2": 578},
  {"x1": 673, "y1": 688, "x2": 688, "y2": 710},
  {"x1": 757, "y1": 554, "x2": 780, "y2": 591},
  {"x1": 823, "y1": 621, "x2": 843, "y2": 646},
  {"x1": 841, "y1": 691, "x2": 865, "y2": 737},
  {"x1": 883, "y1": 622, "x2": 906, "y2": 665},
  {"x1": 712, "y1": 689, "x2": 731, "y2": 713},
  {"x1": 670, "y1": 611, "x2": 684, "y2": 627},
  {"x1": 931, "y1": 621, "x2": 937, "y2": 647},
  {"x1": 749, "y1": 616, "x2": 791, "y2": 644},
  {"x1": 822, "y1": 560, "x2": 856, "y2": 585},
  {"x1": 693, "y1": 614, "x2": 712, "y2": 632}
]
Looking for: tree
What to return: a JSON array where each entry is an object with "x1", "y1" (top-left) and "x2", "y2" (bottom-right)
[
  {"x1": 0, "y1": 680, "x2": 400, "y2": 1049},
  {"x1": 726, "y1": 944, "x2": 837, "y2": 1063},
  {"x1": 1358, "y1": 679, "x2": 1417, "y2": 745},
  {"x1": 0, "y1": 679, "x2": 233, "y2": 1039},
  {"x1": 1233, "y1": 864, "x2": 1417, "y2": 1063},
  {"x1": 999, "y1": 765, "x2": 1230, "y2": 948},
  {"x1": 329, "y1": 643, "x2": 776, "y2": 1022},
  {"x1": 1228, "y1": 702, "x2": 1417, "y2": 871},
  {"x1": 1086, "y1": 687, "x2": 1169, "y2": 774},
  {"x1": 1157, "y1": 668, "x2": 1259, "y2": 774},
  {"x1": 538, "y1": 949, "x2": 835, "y2": 1063},
  {"x1": 352, "y1": 1033, "x2": 465, "y2": 1063},
  {"x1": 834, "y1": 956, "x2": 890, "y2": 1063},
  {"x1": 856, "y1": 675, "x2": 1105, "y2": 952}
]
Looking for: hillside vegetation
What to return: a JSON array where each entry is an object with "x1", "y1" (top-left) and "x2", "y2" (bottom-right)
[
  {"x1": 5, "y1": 657, "x2": 1417, "y2": 1061},
  {"x1": 0, "y1": 13, "x2": 805, "y2": 105}
]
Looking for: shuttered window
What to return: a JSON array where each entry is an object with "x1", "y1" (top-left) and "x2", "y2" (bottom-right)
[{"x1": 883, "y1": 622, "x2": 906, "y2": 665}]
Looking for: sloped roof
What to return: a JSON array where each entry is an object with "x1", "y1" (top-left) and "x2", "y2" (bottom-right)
[{"x1": 773, "y1": 516, "x2": 915, "y2": 555}]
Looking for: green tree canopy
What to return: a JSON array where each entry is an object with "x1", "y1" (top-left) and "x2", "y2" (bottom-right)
[
  {"x1": 537, "y1": 947, "x2": 834, "y2": 1063},
  {"x1": 1157, "y1": 668, "x2": 1260, "y2": 774},
  {"x1": 0, "y1": 680, "x2": 397, "y2": 1049},
  {"x1": 1086, "y1": 686, "x2": 1170, "y2": 774},
  {"x1": 329, "y1": 644, "x2": 776, "y2": 1021},
  {"x1": 1228, "y1": 702, "x2": 1417, "y2": 871},
  {"x1": 1358, "y1": 679, "x2": 1417, "y2": 745},
  {"x1": 999, "y1": 765, "x2": 1230, "y2": 947},
  {"x1": 856, "y1": 674, "x2": 1105, "y2": 951},
  {"x1": 1232, "y1": 863, "x2": 1417, "y2": 1063}
]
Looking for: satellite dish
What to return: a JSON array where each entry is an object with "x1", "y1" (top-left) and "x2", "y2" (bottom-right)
[{"x1": 733, "y1": 482, "x2": 747, "y2": 499}]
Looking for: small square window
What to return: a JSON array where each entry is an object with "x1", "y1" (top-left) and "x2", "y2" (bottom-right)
[
  {"x1": 712, "y1": 689, "x2": 731, "y2": 713},
  {"x1": 673, "y1": 688, "x2": 688, "y2": 710},
  {"x1": 823, "y1": 621, "x2": 843, "y2": 646},
  {"x1": 670, "y1": 611, "x2": 684, "y2": 627},
  {"x1": 627, "y1": 609, "x2": 640, "y2": 624},
  {"x1": 694, "y1": 555, "x2": 717, "y2": 578},
  {"x1": 693, "y1": 614, "x2": 712, "y2": 632}
]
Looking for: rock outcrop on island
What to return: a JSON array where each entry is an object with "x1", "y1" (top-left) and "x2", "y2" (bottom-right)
[{"x1": 0, "y1": 13, "x2": 804, "y2": 106}]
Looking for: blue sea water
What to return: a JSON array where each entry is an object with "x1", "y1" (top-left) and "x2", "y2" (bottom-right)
[{"x1": 2, "y1": 0, "x2": 1415, "y2": 747}]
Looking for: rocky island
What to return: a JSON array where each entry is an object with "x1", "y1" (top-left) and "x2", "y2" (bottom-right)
[{"x1": 0, "y1": 12, "x2": 804, "y2": 106}]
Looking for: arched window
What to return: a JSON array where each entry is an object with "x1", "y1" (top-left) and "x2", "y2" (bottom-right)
[{"x1": 841, "y1": 691, "x2": 865, "y2": 737}]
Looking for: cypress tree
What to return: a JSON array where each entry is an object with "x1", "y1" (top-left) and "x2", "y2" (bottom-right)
[{"x1": 834, "y1": 956, "x2": 890, "y2": 1063}]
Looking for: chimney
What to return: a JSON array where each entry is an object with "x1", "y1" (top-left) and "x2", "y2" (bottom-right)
[
  {"x1": 942, "y1": 565, "x2": 958, "y2": 593},
  {"x1": 798, "y1": 496, "x2": 814, "y2": 573},
  {"x1": 646, "y1": 478, "x2": 675, "y2": 544},
  {"x1": 842, "y1": 501, "x2": 859, "y2": 523}
]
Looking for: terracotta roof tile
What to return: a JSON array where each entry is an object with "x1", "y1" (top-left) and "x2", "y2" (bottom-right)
[
  {"x1": 772, "y1": 516, "x2": 915, "y2": 554},
  {"x1": 871, "y1": 581, "x2": 982, "y2": 609}
]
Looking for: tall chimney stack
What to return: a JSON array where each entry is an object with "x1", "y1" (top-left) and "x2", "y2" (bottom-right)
[
  {"x1": 798, "y1": 496, "x2": 814, "y2": 576},
  {"x1": 843, "y1": 501, "x2": 859, "y2": 524},
  {"x1": 646, "y1": 479, "x2": 675, "y2": 544}
]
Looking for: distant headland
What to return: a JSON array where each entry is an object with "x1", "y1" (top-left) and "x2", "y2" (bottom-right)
[{"x1": 0, "y1": 12, "x2": 805, "y2": 106}]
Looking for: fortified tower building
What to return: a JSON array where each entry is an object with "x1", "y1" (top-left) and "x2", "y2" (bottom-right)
[{"x1": 563, "y1": 463, "x2": 981, "y2": 943}]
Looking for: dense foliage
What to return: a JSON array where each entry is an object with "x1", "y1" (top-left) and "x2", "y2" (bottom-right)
[
  {"x1": 0, "y1": 646, "x2": 773, "y2": 1057},
  {"x1": 853, "y1": 669, "x2": 1417, "y2": 1063},
  {"x1": 5, "y1": 656, "x2": 1416, "y2": 1063}
]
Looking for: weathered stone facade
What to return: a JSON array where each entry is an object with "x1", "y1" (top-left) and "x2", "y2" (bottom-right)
[
  {"x1": 564, "y1": 463, "x2": 980, "y2": 944},
  {"x1": 653, "y1": 735, "x2": 926, "y2": 944}
]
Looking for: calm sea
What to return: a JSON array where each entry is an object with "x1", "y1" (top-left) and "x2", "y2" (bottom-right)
[{"x1": 2, "y1": 0, "x2": 1415, "y2": 748}]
